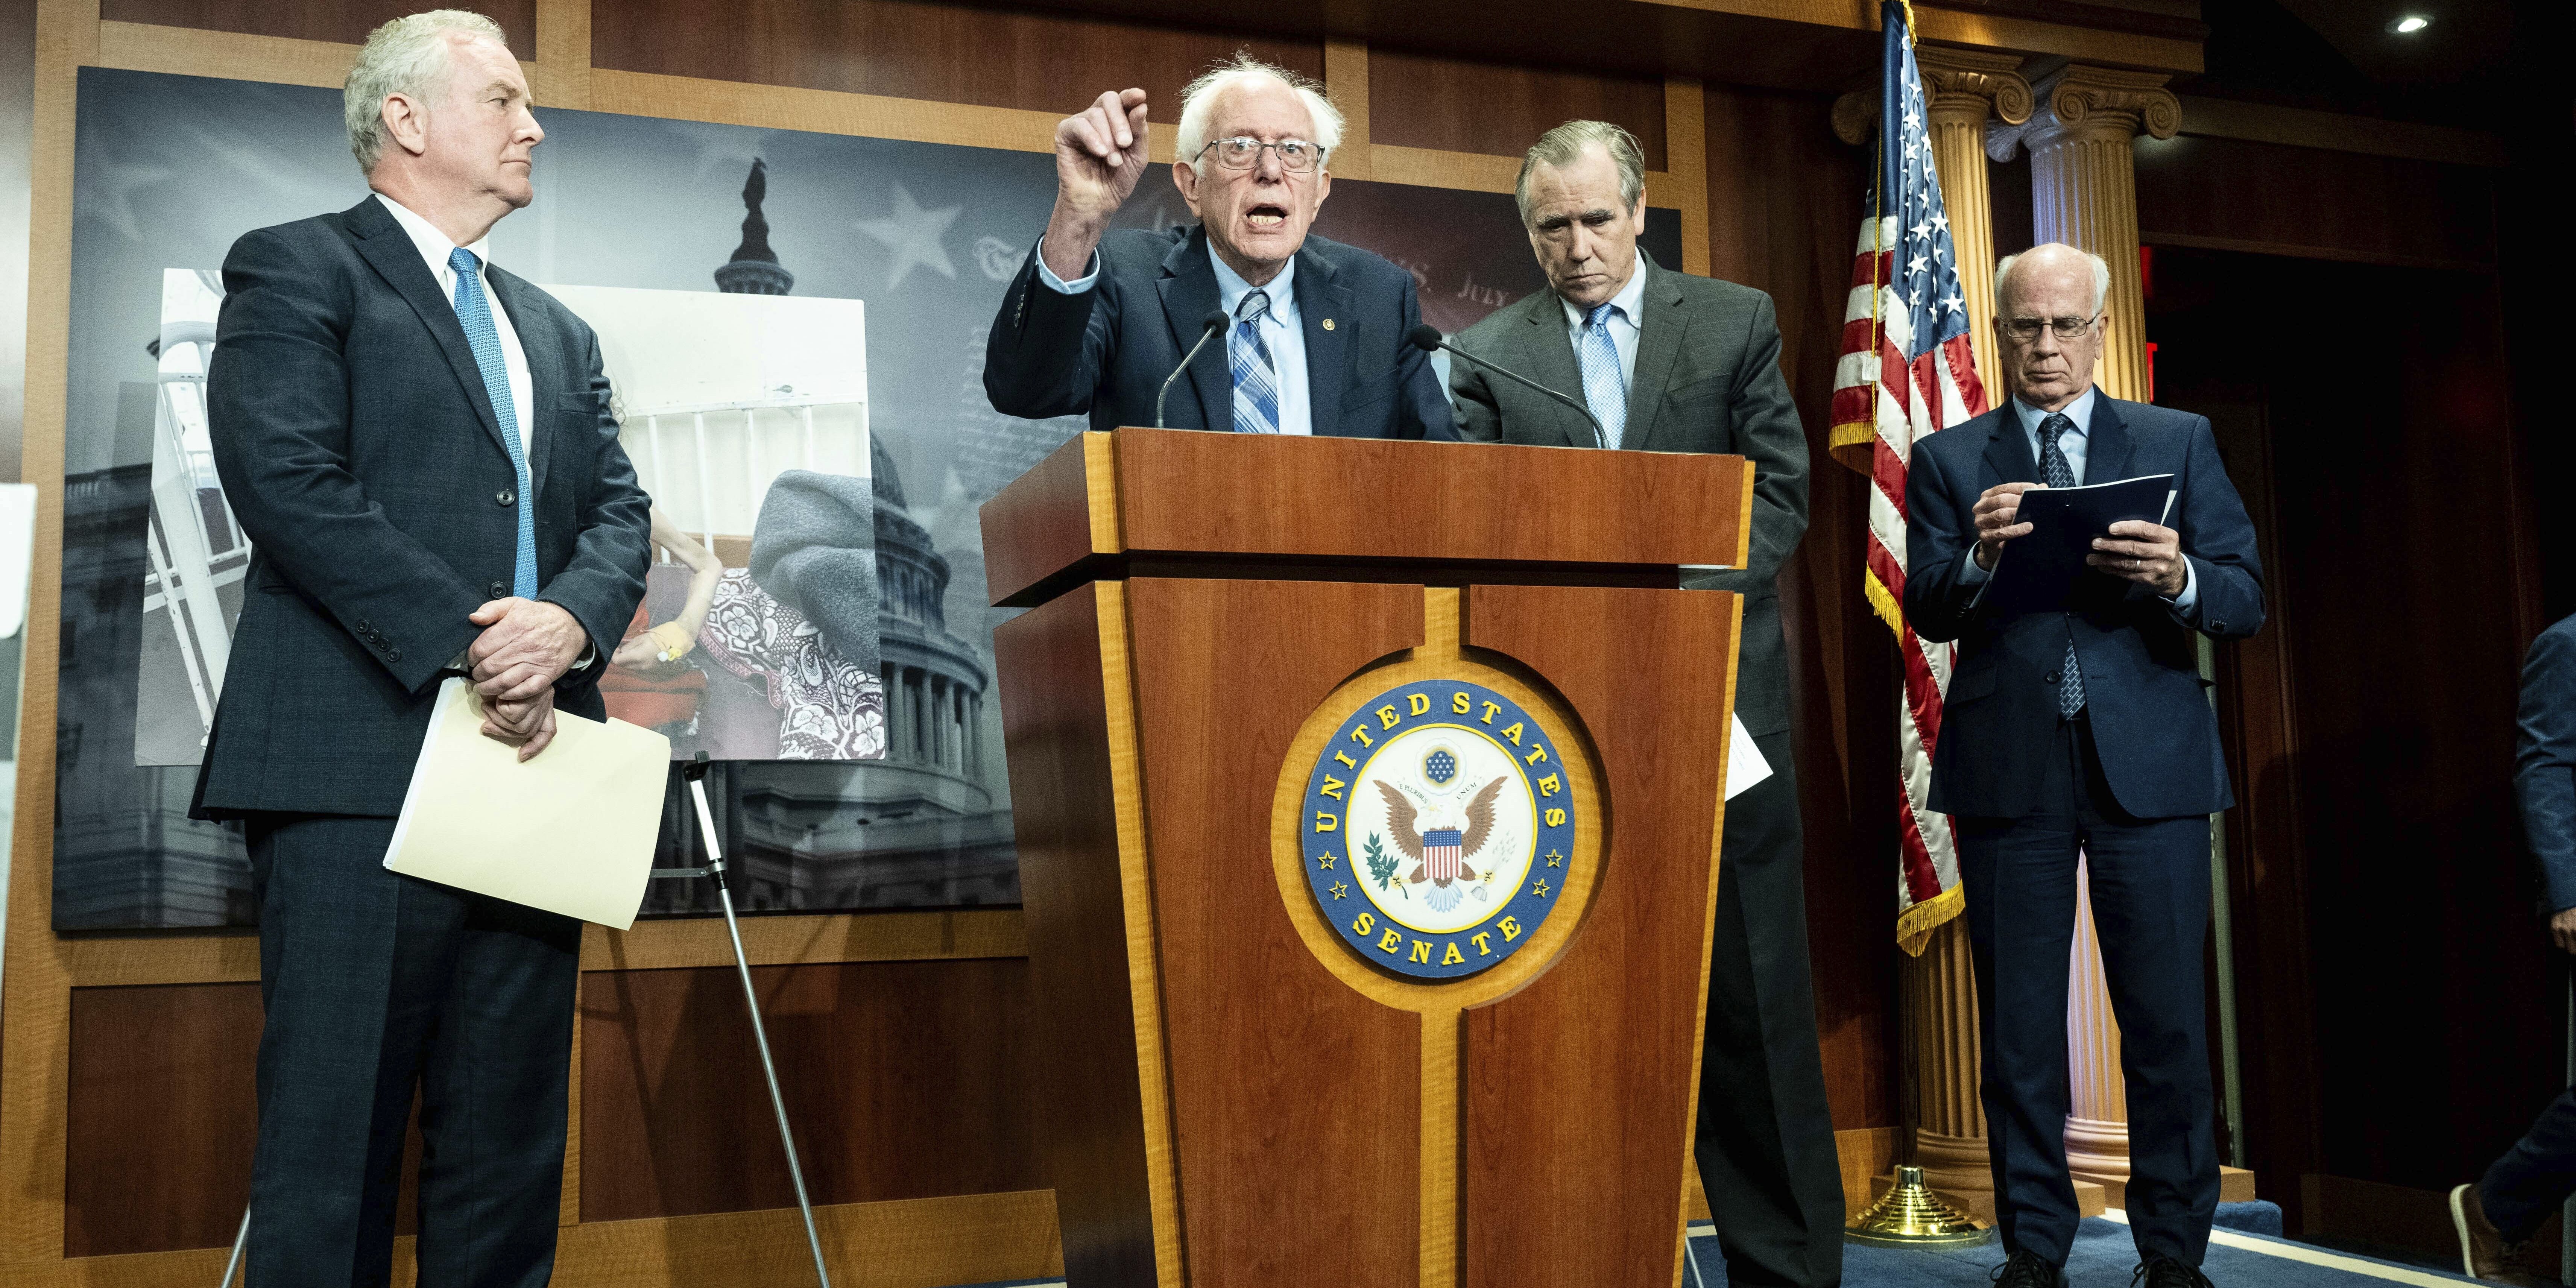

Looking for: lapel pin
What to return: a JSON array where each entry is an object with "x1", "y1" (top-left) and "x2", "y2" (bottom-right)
[{"x1": 1321, "y1": 318, "x2": 1335, "y2": 331}]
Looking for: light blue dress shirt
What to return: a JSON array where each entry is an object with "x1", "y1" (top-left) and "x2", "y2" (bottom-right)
[
  {"x1": 1959, "y1": 385, "x2": 2199, "y2": 615},
  {"x1": 1036, "y1": 237, "x2": 1313, "y2": 436},
  {"x1": 1557, "y1": 256, "x2": 1647, "y2": 393}
]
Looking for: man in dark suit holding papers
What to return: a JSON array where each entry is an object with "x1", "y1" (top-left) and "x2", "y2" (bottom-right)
[
  {"x1": 1905, "y1": 243, "x2": 2263, "y2": 1288},
  {"x1": 190, "y1": 13, "x2": 648, "y2": 1286}
]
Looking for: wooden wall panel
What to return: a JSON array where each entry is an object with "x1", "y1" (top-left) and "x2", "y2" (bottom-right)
[
  {"x1": 1704, "y1": 83, "x2": 1898, "y2": 1135},
  {"x1": 1368, "y1": 47, "x2": 1666, "y2": 168},
  {"x1": 577, "y1": 959, "x2": 1042, "y2": 1223},
  {"x1": 63, "y1": 982, "x2": 260, "y2": 1257},
  {"x1": 2135, "y1": 133, "x2": 2497, "y2": 270},
  {"x1": 593, "y1": 0, "x2": 1321, "y2": 118},
  {"x1": 97, "y1": 0, "x2": 533, "y2": 51}
]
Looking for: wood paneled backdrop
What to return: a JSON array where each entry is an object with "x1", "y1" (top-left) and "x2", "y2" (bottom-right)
[{"x1": 0, "y1": 0, "x2": 2208, "y2": 1282}]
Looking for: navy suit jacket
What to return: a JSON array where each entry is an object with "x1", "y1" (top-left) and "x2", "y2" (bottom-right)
[
  {"x1": 2518, "y1": 614, "x2": 2576, "y2": 913},
  {"x1": 1905, "y1": 392, "x2": 2264, "y2": 820},
  {"x1": 982, "y1": 224, "x2": 1456, "y2": 439},
  {"x1": 192, "y1": 196, "x2": 652, "y2": 819}
]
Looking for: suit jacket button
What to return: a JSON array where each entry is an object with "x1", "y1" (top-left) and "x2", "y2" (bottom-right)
[
  {"x1": 2044, "y1": 671, "x2": 2060, "y2": 685},
  {"x1": 497, "y1": 489, "x2": 515, "y2": 506},
  {"x1": 387, "y1": 648, "x2": 402, "y2": 662},
  {"x1": 489, "y1": 581, "x2": 509, "y2": 598},
  {"x1": 2211, "y1": 620, "x2": 2226, "y2": 632}
]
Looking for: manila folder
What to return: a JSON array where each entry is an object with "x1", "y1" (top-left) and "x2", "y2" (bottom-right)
[{"x1": 384, "y1": 677, "x2": 671, "y2": 930}]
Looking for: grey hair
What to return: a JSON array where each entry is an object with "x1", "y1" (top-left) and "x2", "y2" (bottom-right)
[
  {"x1": 344, "y1": 9, "x2": 511, "y2": 173},
  {"x1": 1514, "y1": 120, "x2": 1646, "y2": 225},
  {"x1": 1994, "y1": 245, "x2": 2112, "y2": 316},
  {"x1": 1172, "y1": 53, "x2": 1344, "y2": 176}
]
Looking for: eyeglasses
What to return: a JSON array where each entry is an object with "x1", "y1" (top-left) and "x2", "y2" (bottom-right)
[
  {"x1": 1199, "y1": 136, "x2": 1326, "y2": 174},
  {"x1": 2001, "y1": 315, "x2": 2103, "y2": 342}
]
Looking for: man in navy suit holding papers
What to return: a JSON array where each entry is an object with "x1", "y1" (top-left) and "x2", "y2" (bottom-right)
[{"x1": 1905, "y1": 243, "x2": 2264, "y2": 1288}]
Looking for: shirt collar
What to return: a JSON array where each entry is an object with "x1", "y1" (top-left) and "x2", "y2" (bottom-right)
[
  {"x1": 1209, "y1": 238, "x2": 1297, "y2": 325},
  {"x1": 374, "y1": 191, "x2": 492, "y2": 283},
  {"x1": 2014, "y1": 384, "x2": 2098, "y2": 439},
  {"x1": 1561, "y1": 257, "x2": 1649, "y2": 330}
]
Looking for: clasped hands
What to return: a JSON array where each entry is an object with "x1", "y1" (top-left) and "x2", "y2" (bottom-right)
[
  {"x1": 467, "y1": 597, "x2": 587, "y2": 761},
  {"x1": 1972, "y1": 481, "x2": 2188, "y2": 598}
]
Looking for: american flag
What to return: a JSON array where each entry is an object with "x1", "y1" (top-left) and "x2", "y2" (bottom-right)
[{"x1": 1829, "y1": 0, "x2": 1991, "y2": 955}]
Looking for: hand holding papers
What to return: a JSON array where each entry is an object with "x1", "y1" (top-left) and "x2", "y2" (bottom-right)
[
  {"x1": 1984, "y1": 473, "x2": 2177, "y2": 616},
  {"x1": 384, "y1": 679, "x2": 671, "y2": 929}
]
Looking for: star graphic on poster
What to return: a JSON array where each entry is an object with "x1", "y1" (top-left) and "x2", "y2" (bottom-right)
[
  {"x1": 80, "y1": 152, "x2": 175, "y2": 243},
  {"x1": 856, "y1": 182, "x2": 961, "y2": 289}
]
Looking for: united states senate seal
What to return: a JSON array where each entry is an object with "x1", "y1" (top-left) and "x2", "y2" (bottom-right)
[{"x1": 1300, "y1": 679, "x2": 1577, "y2": 980}]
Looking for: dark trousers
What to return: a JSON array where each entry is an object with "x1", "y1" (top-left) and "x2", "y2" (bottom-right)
[
  {"x1": 246, "y1": 814, "x2": 582, "y2": 1288},
  {"x1": 1954, "y1": 717, "x2": 2219, "y2": 1268},
  {"x1": 1695, "y1": 729, "x2": 1847, "y2": 1288},
  {"x1": 2483, "y1": 1084, "x2": 2576, "y2": 1241}
]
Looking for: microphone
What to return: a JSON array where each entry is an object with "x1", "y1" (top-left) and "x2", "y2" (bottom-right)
[
  {"x1": 1408, "y1": 324, "x2": 1607, "y2": 450},
  {"x1": 1157, "y1": 311, "x2": 1232, "y2": 430}
]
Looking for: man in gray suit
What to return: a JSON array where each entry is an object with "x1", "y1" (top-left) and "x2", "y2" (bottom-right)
[{"x1": 1449, "y1": 120, "x2": 1834, "y2": 1288}]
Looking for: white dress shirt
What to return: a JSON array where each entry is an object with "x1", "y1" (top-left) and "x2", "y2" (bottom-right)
[
  {"x1": 1036, "y1": 236, "x2": 1314, "y2": 435},
  {"x1": 375, "y1": 192, "x2": 532, "y2": 455},
  {"x1": 1959, "y1": 385, "x2": 2199, "y2": 614},
  {"x1": 1558, "y1": 255, "x2": 1648, "y2": 393}
]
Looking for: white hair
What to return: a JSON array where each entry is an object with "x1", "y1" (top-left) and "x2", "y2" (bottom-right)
[
  {"x1": 1172, "y1": 54, "x2": 1344, "y2": 176},
  {"x1": 1516, "y1": 120, "x2": 1646, "y2": 225},
  {"x1": 1994, "y1": 244, "x2": 2112, "y2": 317},
  {"x1": 344, "y1": 9, "x2": 510, "y2": 174}
]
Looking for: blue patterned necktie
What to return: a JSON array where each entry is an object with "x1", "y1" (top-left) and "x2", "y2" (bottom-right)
[
  {"x1": 1578, "y1": 302, "x2": 1628, "y2": 450},
  {"x1": 1230, "y1": 289, "x2": 1281, "y2": 434},
  {"x1": 2038, "y1": 412, "x2": 2085, "y2": 718},
  {"x1": 449, "y1": 247, "x2": 535, "y2": 598}
]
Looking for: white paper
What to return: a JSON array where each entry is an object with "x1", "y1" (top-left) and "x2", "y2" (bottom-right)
[
  {"x1": 1724, "y1": 714, "x2": 1771, "y2": 801},
  {"x1": 384, "y1": 679, "x2": 671, "y2": 929}
]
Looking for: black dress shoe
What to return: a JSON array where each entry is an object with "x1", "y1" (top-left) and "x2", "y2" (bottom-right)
[
  {"x1": 2133, "y1": 1255, "x2": 2214, "y2": 1288},
  {"x1": 1994, "y1": 1249, "x2": 2069, "y2": 1288}
]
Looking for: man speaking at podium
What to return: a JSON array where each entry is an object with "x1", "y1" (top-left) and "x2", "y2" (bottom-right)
[
  {"x1": 188, "y1": 12, "x2": 649, "y2": 1285},
  {"x1": 983, "y1": 56, "x2": 1454, "y2": 439},
  {"x1": 1448, "y1": 121, "x2": 1835, "y2": 1288},
  {"x1": 1905, "y1": 244, "x2": 2263, "y2": 1288}
]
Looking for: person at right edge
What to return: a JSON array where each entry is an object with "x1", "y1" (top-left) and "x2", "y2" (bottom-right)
[
  {"x1": 2448, "y1": 611, "x2": 2576, "y2": 1286},
  {"x1": 1448, "y1": 120, "x2": 1837, "y2": 1288},
  {"x1": 1906, "y1": 242, "x2": 2264, "y2": 1288}
]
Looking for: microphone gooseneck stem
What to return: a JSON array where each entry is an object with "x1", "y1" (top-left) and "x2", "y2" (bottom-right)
[
  {"x1": 1437, "y1": 339, "x2": 1609, "y2": 450},
  {"x1": 1157, "y1": 320, "x2": 1227, "y2": 430}
]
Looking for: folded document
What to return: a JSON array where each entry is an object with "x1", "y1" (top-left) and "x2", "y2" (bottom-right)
[{"x1": 384, "y1": 678, "x2": 671, "y2": 930}]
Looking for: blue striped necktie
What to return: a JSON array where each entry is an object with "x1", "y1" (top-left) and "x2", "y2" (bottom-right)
[
  {"x1": 449, "y1": 247, "x2": 535, "y2": 598},
  {"x1": 1578, "y1": 302, "x2": 1627, "y2": 450},
  {"x1": 1230, "y1": 289, "x2": 1280, "y2": 434},
  {"x1": 2038, "y1": 412, "x2": 2084, "y2": 718}
]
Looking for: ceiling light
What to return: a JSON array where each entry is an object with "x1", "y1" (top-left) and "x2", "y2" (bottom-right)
[{"x1": 2391, "y1": 15, "x2": 2430, "y2": 33}]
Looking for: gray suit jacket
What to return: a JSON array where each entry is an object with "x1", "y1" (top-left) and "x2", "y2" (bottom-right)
[{"x1": 1449, "y1": 254, "x2": 1809, "y2": 736}]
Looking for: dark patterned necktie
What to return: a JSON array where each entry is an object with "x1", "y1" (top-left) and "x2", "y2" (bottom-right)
[{"x1": 2037, "y1": 413, "x2": 2085, "y2": 718}]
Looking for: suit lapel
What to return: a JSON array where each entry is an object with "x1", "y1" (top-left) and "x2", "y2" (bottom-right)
[
  {"x1": 1619, "y1": 256, "x2": 1688, "y2": 452},
  {"x1": 346, "y1": 197, "x2": 511, "y2": 463},
  {"x1": 486, "y1": 267, "x2": 559, "y2": 498},
  {"x1": 1154, "y1": 228, "x2": 1229, "y2": 431},
  {"x1": 1519, "y1": 289, "x2": 1591, "y2": 447},
  {"x1": 2081, "y1": 388, "x2": 2132, "y2": 485},
  {"x1": 1982, "y1": 402, "x2": 2041, "y2": 488},
  {"x1": 1295, "y1": 246, "x2": 1352, "y2": 439}
]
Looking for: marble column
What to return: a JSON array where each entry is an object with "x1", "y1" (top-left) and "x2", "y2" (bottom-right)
[
  {"x1": 1990, "y1": 68, "x2": 2179, "y2": 1192},
  {"x1": 1915, "y1": 48, "x2": 2030, "y2": 404},
  {"x1": 1987, "y1": 65, "x2": 2179, "y2": 404}
]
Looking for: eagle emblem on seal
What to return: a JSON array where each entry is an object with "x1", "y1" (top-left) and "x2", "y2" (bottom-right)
[{"x1": 1375, "y1": 770, "x2": 1506, "y2": 913}]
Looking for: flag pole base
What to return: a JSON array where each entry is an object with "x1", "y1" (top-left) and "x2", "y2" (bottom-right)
[{"x1": 1844, "y1": 1166, "x2": 1994, "y2": 1249}]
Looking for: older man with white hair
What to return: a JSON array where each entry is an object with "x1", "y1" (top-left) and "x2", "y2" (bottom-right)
[
  {"x1": 191, "y1": 10, "x2": 648, "y2": 1284},
  {"x1": 983, "y1": 55, "x2": 1454, "y2": 438},
  {"x1": 1905, "y1": 243, "x2": 2264, "y2": 1288}
]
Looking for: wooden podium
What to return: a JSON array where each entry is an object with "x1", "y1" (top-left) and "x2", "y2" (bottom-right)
[{"x1": 982, "y1": 428, "x2": 1754, "y2": 1288}]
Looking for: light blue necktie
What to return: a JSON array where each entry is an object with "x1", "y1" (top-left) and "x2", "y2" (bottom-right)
[
  {"x1": 449, "y1": 247, "x2": 535, "y2": 598},
  {"x1": 1578, "y1": 302, "x2": 1627, "y2": 450},
  {"x1": 1230, "y1": 290, "x2": 1280, "y2": 434},
  {"x1": 2038, "y1": 412, "x2": 2085, "y2": 718}
]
